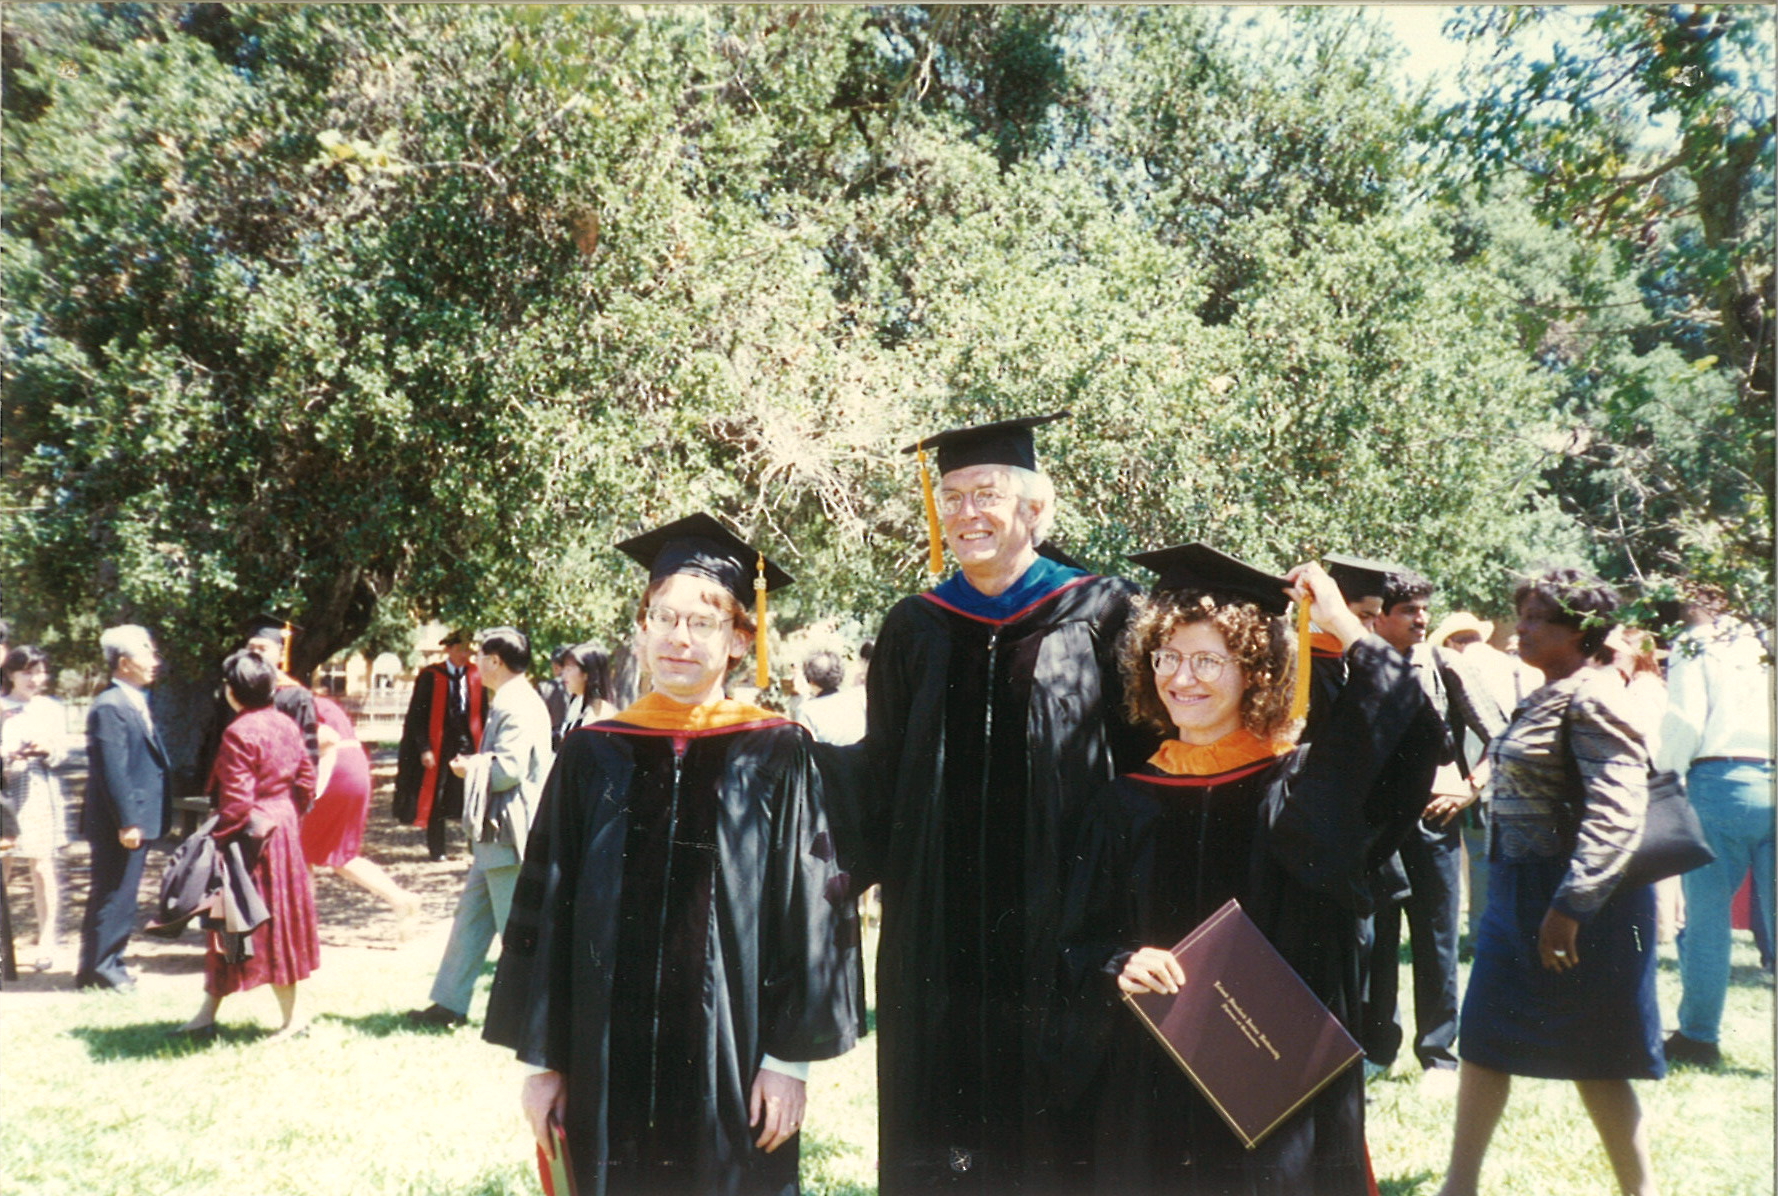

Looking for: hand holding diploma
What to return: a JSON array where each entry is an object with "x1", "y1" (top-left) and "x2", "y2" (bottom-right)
[{"x1": 1119, "y1": 946, "x2": 1186, "y2": 996}]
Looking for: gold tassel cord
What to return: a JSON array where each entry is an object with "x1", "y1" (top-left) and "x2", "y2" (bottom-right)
[
  {"x1": 282, "y1": 621, "x2": 293, "y2": 676},
  {"x1": 916, "y1": 445, "x2": 945, "y2": 579},
  {"x1": 1289, "y1": 598, "x2": 1312, "y2": 722},
  {"x1": 755, "y1": 553, "x2": 769, "y2": 693}
]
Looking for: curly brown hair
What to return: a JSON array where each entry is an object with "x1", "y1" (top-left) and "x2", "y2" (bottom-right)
[{"x1": 1119, "y1": 590, "x2": 1299, "y2": 742}]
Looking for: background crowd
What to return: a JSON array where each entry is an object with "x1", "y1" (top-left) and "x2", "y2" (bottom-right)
[
  {"x1": 0, "y1": 403, "x2": 1770, "y2": 1196},
  {"x1": 0, "y1": 5, "x2": 1770, "y2": 1195}
]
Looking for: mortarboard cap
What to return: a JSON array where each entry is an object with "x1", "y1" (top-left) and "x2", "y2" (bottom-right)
[
  {"x1": 1126, "y1": 543, "x2": 1294, "y2": 617},
  {"x1": 901, "y1": 410, "x2": 1071, "y2": 476},
  {"x1": 1322, "y1": 553, "x2": 1398, "y2": 603},
  {"x1": 616, "y1": 513, "x2": 793, "y2": 692},
  {"x1": 615, "y1": 513, "x2": 794, "y2": 608},
  {"x1": 240, "y1": 613, "x2": 300, "y2": 645}
]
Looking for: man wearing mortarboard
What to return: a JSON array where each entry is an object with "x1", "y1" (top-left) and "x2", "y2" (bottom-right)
[
  {"x1": 483, "y1": 514, "x2": 859, "y2": 1196},
  {"x1": 1309, "y1": 557, "x2": 1455, "y2": 1088},
  {"x1": 841, "y1": 411, "x2": 1153, "y2": 1193},
  {"x1": 193, "y1": 615, "x2": 322, "y2": 793},
  {"x1": 394, "y1": 626, "x2": 489, "y2": 860},
  {"x1": 242, "y1": 616, "x2": 321, "y2": 766}
]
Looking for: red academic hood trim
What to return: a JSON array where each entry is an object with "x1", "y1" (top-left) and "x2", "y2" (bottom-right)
[
  {"x1": 1124, "y1": 758, "x2": 1280, "y2": 788},
  {"x1": 919, "y1": 574, "x2": 1098, "y2": 626}
]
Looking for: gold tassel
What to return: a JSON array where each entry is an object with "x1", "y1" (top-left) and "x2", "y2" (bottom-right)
[
  {"x1": 1289, "y1": 598, "x2": 1312, "y2": 722},
  {"x1": 755, "y1": 553, "x2": 769, "y2": 693},
  {"x1": 282, "y1": 621, "x2": 293, "y2": 676},
  {"x1": 917, "y1": 444, "x2": 945, "y2": 579}
]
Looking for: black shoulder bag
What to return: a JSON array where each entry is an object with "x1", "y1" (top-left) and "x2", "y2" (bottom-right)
[{"x1": 1557, "y1": 695, "x2": 1715, "y2": 890}]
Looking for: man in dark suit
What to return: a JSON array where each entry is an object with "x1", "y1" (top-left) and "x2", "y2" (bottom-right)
[{"x1": 76, "y1": 624, "x2": 170, "y2": 992}]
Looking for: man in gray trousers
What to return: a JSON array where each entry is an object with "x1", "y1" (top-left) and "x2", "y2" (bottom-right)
[{"x1": 407, "y1": 627, "x2": 553, "y2": 1027}]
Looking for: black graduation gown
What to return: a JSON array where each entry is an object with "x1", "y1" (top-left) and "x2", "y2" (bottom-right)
[
  {"x1": 852, "y1": 574, "x2": 1150, "y2": 1194},
  {"x1": 193, "y1": 681, "x2": 319, "y2": 794},
  {"x1": 392, "y1": 663, "x2": 487, "y2": 824},
  {"x1": 1305, "y1": 641, "x2": 1446, "y2": 905},
  {"x1": 483, "y1": 716, "x2": 861, "y2": 1196},
  {"x1": 1071, "y1": 636, "x2": 1440, "y2": 1196}
]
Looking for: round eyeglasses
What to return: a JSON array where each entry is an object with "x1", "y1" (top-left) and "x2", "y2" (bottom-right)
[
  {"x1": 1149, "y1": 649, "x2": 1232, "y2": 682},
  {"x1": 936, "y1": 487, "x2": 1015, "y2": 518},
  {"x1": 645, "y1": 606, "x2": 733, "y2": 639}
]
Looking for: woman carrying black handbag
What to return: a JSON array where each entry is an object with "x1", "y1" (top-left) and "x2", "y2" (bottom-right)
[{"x1": 1435, "y1": 569, "x2": 1664, "y2": 1196}]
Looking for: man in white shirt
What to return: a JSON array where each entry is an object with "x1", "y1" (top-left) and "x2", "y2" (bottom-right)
[{"x1": 1658, "y1": 595, "x2": 1775, "y2": 1068}]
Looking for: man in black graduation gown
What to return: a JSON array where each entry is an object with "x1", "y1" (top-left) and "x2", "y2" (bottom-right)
[
  {"x1": 1312, "y1": 556, "x2": 1451, "y2": 1081},
  {"x1": 194, "y1": 616, "x2": 320, "y2": 790},
  {"x1": 846, "y1": 412, "x2": 1151, "y2": 1194},
  {"x1": 393, "y1": 628, "x2": 487, "y2": 860},
  {"x1": 483, "y1": 515, "x2": 859, "y2": 1196}
]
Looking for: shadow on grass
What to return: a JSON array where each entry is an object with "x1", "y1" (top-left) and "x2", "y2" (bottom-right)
[
  {"x1": 319, "y1": 1008, "x2": 483, "y2": 1038},
  {"x1": 1668, "y1": 1058, "x2": 1770, "y2": 1081},
  {"x1": 69, "y1": 1020, "x2": 278, "y2": 1060},
  {"x1": 1378, "y1": 1170, "x2": 1437, "y2": 1196}
]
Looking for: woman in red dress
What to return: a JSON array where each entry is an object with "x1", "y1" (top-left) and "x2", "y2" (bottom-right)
[
  {"x1": 175, "y1": 649, "x2": 320, "y2": 1043},
  {"x1": 302, "y1": 691, "x2": 420, "y2": 932}
]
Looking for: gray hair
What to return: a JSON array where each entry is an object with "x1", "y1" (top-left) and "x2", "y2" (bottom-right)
[
  {"x1": 1003, "y1": 465, "x2": 1057, "y2": 546},
  {"x1": 99, "y1": 624, "x2": 155, "y2": 674}
]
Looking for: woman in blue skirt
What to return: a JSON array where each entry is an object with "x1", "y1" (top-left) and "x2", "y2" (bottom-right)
[{"x1": 1437, "y1": 569, "x2": 1662, "y2": 1196}]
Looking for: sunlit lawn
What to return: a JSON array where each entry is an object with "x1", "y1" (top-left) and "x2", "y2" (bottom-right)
[{"x1": 2, "y1": 915, "x2": 1769, "y2": 1196}]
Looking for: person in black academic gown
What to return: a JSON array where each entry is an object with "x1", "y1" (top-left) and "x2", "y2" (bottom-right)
[
  {"x1": 483, "y1": 514, "x2": 860, "y2": 1196},
  {"x1": 393, "y1": 628, "x2": 488, "y2": 860},
  {"x1": 1069, "y1": 546, "x2": 1443, "y2": 1196},
  {"x1": 1315, "y1": 555, "x2": 1451, "y2": 1079},
  {"x1": 194, "y1": 617, "x2": 322, "y2": 790},
  {"x1": 838, "y1": 412, "x2": 1153, "y2": 1194}
]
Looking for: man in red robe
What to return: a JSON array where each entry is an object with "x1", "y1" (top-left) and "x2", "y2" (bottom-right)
[{"x1": 394, "y1": 628, "x2": 487, "y2": 860}]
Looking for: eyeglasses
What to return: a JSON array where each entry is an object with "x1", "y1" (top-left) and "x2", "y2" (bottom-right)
[
  {"x1": 937, "y1": 487, "x2": 1015, "y2": 517},
  {"x1": 1150, "y1": 649, "x2": 1232, "y2": 682},
  {"x1": 644, "y1": 606, "x2": 733, "y2": 639}
]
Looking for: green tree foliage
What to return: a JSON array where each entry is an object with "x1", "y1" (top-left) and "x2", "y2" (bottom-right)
[
  {"x1": 1432, "y1": 4, "x2": 1774, "y2": 616},
  {"x1": 3, "y1": 2, "x2": 1721, "y2": 719}
]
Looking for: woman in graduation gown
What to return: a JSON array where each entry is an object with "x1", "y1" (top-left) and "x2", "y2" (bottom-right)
[
  {"x1": 484, "y1": 514, "x2": 860, "y2": 1196},
  {"x1": 1070, "y1": 546, "x2": 1443, "y2": 1196}
]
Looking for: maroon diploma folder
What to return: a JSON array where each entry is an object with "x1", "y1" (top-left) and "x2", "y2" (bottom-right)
[{"x1": 1121, "y1": 897, "x2": 1363, "y2": 1149}]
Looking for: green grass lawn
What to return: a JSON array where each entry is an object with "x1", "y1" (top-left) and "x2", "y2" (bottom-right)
[{"x1": 3, "y1": 926, "x2": 1768, "y2": 1196}]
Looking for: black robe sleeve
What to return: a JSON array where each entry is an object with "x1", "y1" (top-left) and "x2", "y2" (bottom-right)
[
  {"x1": 758, "y1": 730, "x2": 863, "y2": 1062},
  {"x1": 843, "y1": 596, "x2": 931, "y2": 890},
  {"x1": 1264, "y1": 634, "x2": 1446, "y2": 911},
  {"x1": 482, "y1": 730, "x2": 605, "y2": 1070},
  {"x1": 274, "y1": 685, "x2": 320, "y2": 766}
]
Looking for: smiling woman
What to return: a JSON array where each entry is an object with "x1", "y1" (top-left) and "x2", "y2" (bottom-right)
[{"x1": 1067, "y1": 543, "x2": 1442, "y2": 1195}]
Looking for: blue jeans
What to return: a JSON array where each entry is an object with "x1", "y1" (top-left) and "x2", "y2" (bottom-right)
[{"x1": 1676, "y1": 759, "x2": 1775, "y2": 1044}]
